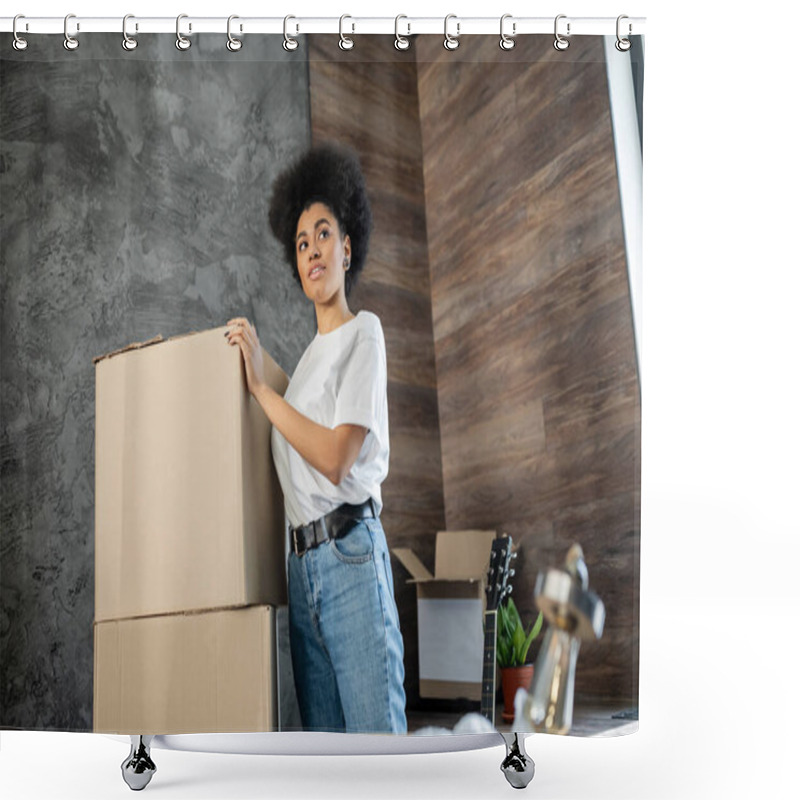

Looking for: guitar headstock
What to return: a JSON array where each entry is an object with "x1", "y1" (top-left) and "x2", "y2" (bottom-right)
[{"x1": 485, "y1": 534, "x2": 515, "y2": 611}]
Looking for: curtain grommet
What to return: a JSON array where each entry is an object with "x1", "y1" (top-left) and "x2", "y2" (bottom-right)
[
  {"x1": 499, "y1": 14, "x2": 516, "y2": 51},
  {"x1": 443, "y1": 14, "x2": 460, "y2": 51},
  {"x1": 339, "y1": 14, "x2": 354, "y2": 50},
  {"x1": 394, "y1": 15, "x2": 410, "y2": 51},
  {"x1": 175, "y1": 13, "x2": 191, "y2": 51},
  {"x1": 283, "y1": 15, "x2": 299, "y2": 51},
  {"x1": 226, "y1": 15, "x2": 243, "y2": 52},
  {"x1": 63, "y1": 13, "x2": 79, "y2": 51},
  {"x1": 12, "y1": 14, "x2": 29, "y2": 51},
  {"x1": 615, "y1": 15, "x2": 632, "y2": 52},
  {"x1": 553, "y1": 14, "x2": 570, "y2": 51},
  {"x1": 121, "y1": 14, "x2": 138, "y2": 51}
]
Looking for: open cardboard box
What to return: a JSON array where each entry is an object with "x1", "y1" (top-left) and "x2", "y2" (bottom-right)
[
  {"x1": 93, "y1": 326, "x2": 289, "y2": 622},
  {"x1": 393, "y1": 530, "x2": 496, "y2": 701}
]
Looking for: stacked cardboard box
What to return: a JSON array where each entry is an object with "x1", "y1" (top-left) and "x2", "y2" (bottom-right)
[
  {"x1": 92, "y1": 327, "x2": 289, "y2": 734},
  {"x1": 393, "y1": 530, "x2": 496, "y2": 701}
]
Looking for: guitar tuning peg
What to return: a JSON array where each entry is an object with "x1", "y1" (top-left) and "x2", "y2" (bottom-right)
[
  {"x1": 509, "y1": 569, "x2": 516, "y2": 579},
  {"x1": 511, "y1": 551, "x2": 518, "y2": 559}
]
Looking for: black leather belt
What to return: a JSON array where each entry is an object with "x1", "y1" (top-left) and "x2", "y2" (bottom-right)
[{"x1": 290, "y1": 498, "x2": 377, "y2": 557}]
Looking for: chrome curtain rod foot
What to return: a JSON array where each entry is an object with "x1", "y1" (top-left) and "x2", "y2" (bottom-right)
[
  {"x1": 121, "y1": 735, "x2": 157, "y2": 791},
  {"x1": 500, "y1": 732, "x2": 535, "y2": 789}
]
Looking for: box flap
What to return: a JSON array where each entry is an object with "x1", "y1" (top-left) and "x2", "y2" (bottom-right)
[
  {"x1": 392, "y1": 548, "x2": 434, "y2": 582},
  {"x1": 434, "y1": 530, "x2": 497, "y2": 580},
  {"x1": 92, "y1": 335, "x2": 164, "y2": 365},
  {"x1": 92, "y1": 326, "x2": 244, "y2": 366}
]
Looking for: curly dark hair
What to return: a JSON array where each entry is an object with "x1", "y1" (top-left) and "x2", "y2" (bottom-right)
[{"x1": 268, "y1": 142, "x2": 372, "y2": 297}]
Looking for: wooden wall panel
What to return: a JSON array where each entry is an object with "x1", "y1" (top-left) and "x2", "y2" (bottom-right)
[
  {"x1": 416, "y1": 36, "x2": 641, "y2": 706},
  {"x1": 308, "y1": 37, "x2": 446, "y2": 707},
  {"x1": 307, "y1": 34, "x2": 640, "y2": 710}
]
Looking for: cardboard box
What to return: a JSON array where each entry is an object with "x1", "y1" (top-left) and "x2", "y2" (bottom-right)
[
  {"x1": 94, "y1": 326, "x2": 289, "y2": 622},
  {"x1": 94, "y1": 605, "x2": 277, "y2": 734},
  {"x1": 393, "y1": 530, "x2": 496, "y2": 701}
]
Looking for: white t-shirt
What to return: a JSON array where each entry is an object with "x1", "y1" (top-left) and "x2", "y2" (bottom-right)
[{"x1": 271, "y1": 311, "x2": 390, "y2": 529}]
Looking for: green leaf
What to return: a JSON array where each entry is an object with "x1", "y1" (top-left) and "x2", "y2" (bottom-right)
[
  {"x1": 512, "y1": 623, "x2": 526, "y2": 665},
  {"x1": 530, "y1": 610, "x2": 543, "y2": 640},
  {"x1": 497, "y1": 603, "x2": 508, "y2": 637},
  {"x1": 520, "y1": 611, "x2": 544, "y2": 663},
  {"x1": 507, "y1": 597, "x2": 523, "y2": 630},
  {"x1": 496, "y1": 638, "x2": 511, "y2": 668}
]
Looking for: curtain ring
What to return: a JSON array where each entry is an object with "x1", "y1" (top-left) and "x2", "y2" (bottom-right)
[
  {"x1": 443, "y1": 14, "x2": 460, "y2": 51},
  {"x1": 339, "y1": 15, "x2": 354, "y2": 50},
  {"x1": 227, "y1": 15, "x2": 243, "y2": 52},
  {"x1": 553, "y1": 14, "x2": 570, "y2": 51},
  {"x1": 615, "y1": 15, "x2": 632, "y2": 52},
  {"x1": 12, "y1": 15, "x2": 28, "y2": 51},
  {"x1": 122, "y1": 14, "x2": 138, "y2": 51},
  {"x1": 499, "y1": 14, "x2": 516, "y2": 50},
  {"x1": 283, "y1": 15, "x2": 299, "y2": 51},
  {"x1": 394, "y1": 15, "x2": 410, "y2": 51},
  {"x1": 175, "y1": 13, "x2": 191, "y2": 50},
  {"x1": 63, "y1": 13, "x2": 79, "y2": 51}
]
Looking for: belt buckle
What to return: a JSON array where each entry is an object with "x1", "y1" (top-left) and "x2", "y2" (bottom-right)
[{"x1": 292, "y1": 526, "x2": 304, "y2": 557}]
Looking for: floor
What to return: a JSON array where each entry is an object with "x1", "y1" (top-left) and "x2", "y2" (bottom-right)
[{"x1": 406, "y1": 700, "x2": 638, "y2": 738}]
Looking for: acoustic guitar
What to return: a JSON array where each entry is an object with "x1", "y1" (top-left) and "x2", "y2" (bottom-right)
[{"x1": 480, "y1": 535, "x2": 515, "y2": 725}]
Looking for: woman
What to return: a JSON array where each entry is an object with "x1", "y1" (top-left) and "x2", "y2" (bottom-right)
[{"x1": 225, "y1": 143, "x2": 407, "y2": 734}]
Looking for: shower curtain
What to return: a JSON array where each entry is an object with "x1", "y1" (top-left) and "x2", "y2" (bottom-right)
[{"x1": 0, "y1": 29, "x2": 642, "y2": 740}]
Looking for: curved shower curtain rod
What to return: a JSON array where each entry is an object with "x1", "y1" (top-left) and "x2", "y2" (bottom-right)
[{"x1": 1, "y1": 14, "x2": 646, "y2": 39}]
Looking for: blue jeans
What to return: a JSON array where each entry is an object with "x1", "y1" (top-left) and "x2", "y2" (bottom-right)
[{"x1": 288, "y1": 516, "x2": 407, "y2": 733}]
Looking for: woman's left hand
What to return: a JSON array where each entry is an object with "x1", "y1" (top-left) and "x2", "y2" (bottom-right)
[{"x1": 225, "y1": 317, "x2": 265, "y2": 397}]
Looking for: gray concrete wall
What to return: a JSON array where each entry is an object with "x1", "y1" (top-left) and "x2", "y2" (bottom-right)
[{"x1": 1, "y1": 34, "x2": 313, "y2": 730}]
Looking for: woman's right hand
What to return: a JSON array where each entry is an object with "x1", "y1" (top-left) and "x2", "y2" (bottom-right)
[{"x1": 225, "y1": 317, "x2": 266, "y2": 398}]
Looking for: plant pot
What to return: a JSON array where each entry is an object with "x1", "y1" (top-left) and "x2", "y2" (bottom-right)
[{"x1": 500, "y1": 664, "x2": 534, "y2": 723}]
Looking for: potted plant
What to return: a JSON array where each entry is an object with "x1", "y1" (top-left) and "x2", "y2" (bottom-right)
[{"x1": 496, "y1": 597, "x2": 544, "y2": 723}]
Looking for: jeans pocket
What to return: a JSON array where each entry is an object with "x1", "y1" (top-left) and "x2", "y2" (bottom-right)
[
  {"x1": 381, "y1": 550, "x2": 401, "y2": 628},
  {"x1": 330, "y1": 521, "x2": 375, "y2": 564}
]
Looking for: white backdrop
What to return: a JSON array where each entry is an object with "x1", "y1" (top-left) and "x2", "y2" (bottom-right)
[{"x1": 2, "y1": 1, "x2": 798, "y2": 798}]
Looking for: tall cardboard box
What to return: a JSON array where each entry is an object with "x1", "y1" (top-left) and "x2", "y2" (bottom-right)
[
  {"x1": 94, "y1": 327, "x2": 289, "y2": 622},
  {"x1": 94, "y1": 605, "x2": 278, "y2": 733},
  {"x1": 393, "y1": 530, "x2": 496, "y2": 701}
]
